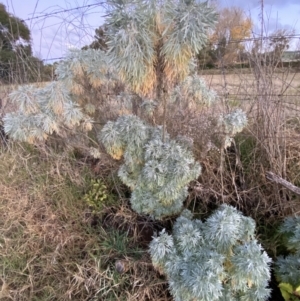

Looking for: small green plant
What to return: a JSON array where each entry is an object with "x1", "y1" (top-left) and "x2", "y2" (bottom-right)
[
  {"x1": 278, "y1": 283, "x2": 300, "y2": 301},
  {"x1": 84, "y1": 178, "x2": 116, "y2": 212},
  {"x1": 149, "y1": 205, "x2": 272, "y2": 301},
  {"x1": 100, "y1": 229, "x2": 142, "y2": 260},
  {"x1": 275, "y1": 216, "x2": 300, "y2": 300}
]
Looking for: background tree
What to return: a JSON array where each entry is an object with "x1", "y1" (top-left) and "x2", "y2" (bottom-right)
[
  {"x1": 0, "y1": 3, "x2": 46, "y2": 83},
  {"x1": 196, "y1": 40, "x2": 217, "y2": 69},
  {"x1": 90, "y1": 25, "x2": 109, "y2": 51},
  {"x1": 211, "y1": 7, "x2": 252, "y2": 67},
  {"x1": 266, "y1": 29, "x2": 291, "y2": 66},
  {"x1": 0, "y1": 3, "x2": 30, "y2": 46}
]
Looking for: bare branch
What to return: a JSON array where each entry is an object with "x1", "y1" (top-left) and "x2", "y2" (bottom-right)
[{"x1": 266, "y1": 171, "x2": 300, "y2": 196}]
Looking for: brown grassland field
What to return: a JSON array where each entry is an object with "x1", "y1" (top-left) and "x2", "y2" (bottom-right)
[
  {"x1": 202, "y1": 71, "x2": 300, "y2": 95},
  {"x1": 0, "y1": 67, "x2": 299, "y2": 300}
]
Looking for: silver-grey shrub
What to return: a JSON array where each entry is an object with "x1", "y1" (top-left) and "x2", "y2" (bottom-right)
[
  {"x1": 3, "y1": 81, "x2": 93, "y2": 143},
  {"x1": 275, "y1": 216, "x2": 300, "y2": 287},
  {"x1": 149, "y1": 205, "x2": 272, "y2": 301},
  {"x1": 100, "y1": 114, "x2": 201, "y2": 219}
]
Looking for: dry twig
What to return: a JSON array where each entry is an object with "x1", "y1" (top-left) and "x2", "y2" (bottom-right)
[{"x1": 266, "y1": 171, "x2": 300, "y2": 196}]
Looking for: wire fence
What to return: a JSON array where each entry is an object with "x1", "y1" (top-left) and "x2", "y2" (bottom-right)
[
  {"x1": 20, "y1": 3, "x2": 104, "y2": 22},
  {"x1": 40, "y1": 34, "x2": 300, "y2": 63},
  {"x1": 11, "y1": 2, "x2": 300, "y2": 63},
  {"x1": 1, "y1": 1, "x2": 300, "y2": 86}
]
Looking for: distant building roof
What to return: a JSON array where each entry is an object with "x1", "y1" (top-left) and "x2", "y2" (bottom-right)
[{"x1": 282, "y1": 51, "x2": 300, "y2": 62}]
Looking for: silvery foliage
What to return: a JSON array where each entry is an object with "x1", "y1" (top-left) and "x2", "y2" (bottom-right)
[
  {"x1": 3, "y1": 48, "x2": 113, "y2": 143},
  {"x1": 149, "y1": 205, "x2": 272, "y2": 301},
  {"x1": 170, "y1": 75, "x2": 218, "y2": 106},
  {"x1": 220, "y1": 109, "x2": 248, "y2": 148},
  {"x1": 105, "y1": 0, "x2": 155, "y2": 90},
  {"x1": 140, "y1": 99, "x2": 157, "y2": 116},
  {"x1": 275, "y1": 216, "x2": 300, "y2": 286},
  {"x1": 55, "y1": 48, "x2": 113, "y2": 92},
  {"x1": 105, "y1": 0, "x2": 218, "y2": 91},
  {"x1": 3, "y1": 82, "x2": 92, "y2": 143},
  {"x1": 100, "y1": 115, "x2": 201, "y2": 219},
  {"x1": 221, "y1": 109, "x2": 248, "y2": 136},
  {"x1": 161, "y1": 0, "x2": 218, "y2": 63}
]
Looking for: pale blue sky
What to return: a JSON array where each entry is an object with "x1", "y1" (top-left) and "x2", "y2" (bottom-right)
[
  {"x1": 4, "y1": 0, "x2": 300, "y2": 61},
  {"x1": 6, "y1": 0, "x2": 106, "y2": 60}
]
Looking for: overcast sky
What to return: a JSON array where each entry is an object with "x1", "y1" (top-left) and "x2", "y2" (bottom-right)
[
  {"x1": 4, "y1": 0, "x2": 300, "y2": 61},
  {"x1": 219, "y1": 0, "x2": 300, "y2": 33}
]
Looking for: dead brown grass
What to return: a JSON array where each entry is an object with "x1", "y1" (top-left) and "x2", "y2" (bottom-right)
[
  {"x1": 201, "y1": 70, "x2": 300, "y2": 96},
  {"x1": 0, "y1": 143, "x2": 170, "y2": 301},
  {"x1": 161, "y1": 66, "x2": 300, "y2": 224}
]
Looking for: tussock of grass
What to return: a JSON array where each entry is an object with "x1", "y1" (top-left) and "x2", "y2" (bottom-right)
[{"x1": 0, "y1": 143, "x2": 170, "y2": 301}]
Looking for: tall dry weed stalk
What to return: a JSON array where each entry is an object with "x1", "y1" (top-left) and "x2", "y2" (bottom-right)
[
  {"x1": 197, "y1": 27, "x2": 300, "y2": 219},
  {"x1": 246, "y1": 30, "x2": 298, "y2": 208}
]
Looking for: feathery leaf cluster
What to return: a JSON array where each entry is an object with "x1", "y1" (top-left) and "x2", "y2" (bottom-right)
[
  {"x1": 220, "y1": 109, "x2": 248, "y2": 148},
  {"x1": 100, "y1": 115, "x2": 201, "y2": 219},
  {"x1": 221, "y1": 109, "x2": 248, "y2": 136},
  {"x1": 171, "y1": 74, "x2": 218, "y2": 106},
  {"x1": 162, "y1": 0, "x2": 218, "y2": 79},
  {"x1": 106, "y1": 0, "x2": 156, "y2": 95},
  {"x1": 275, "y1": 216, "x2": 300, "y2": 287},
  {"x1": 149, "y1": 205, "x2": 272, "y2": 301},
  {"x1": 55, "y1": 48, "x2": 112, "y2": 94},
  {"x1": 3, "y1": 48, "x2": 114, "y2": 143},
  {"x1": 3, "y1": 82, "x2": 92, "y2": 143}
]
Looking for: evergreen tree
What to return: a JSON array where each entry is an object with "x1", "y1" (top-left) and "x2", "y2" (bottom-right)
[
  {"x1": 83, "y1": 25, "x2": 109, "y2": 51},
  {"x1": 0, "y1": 4, "x2": 43, "y2": 83},
  {"x1": 0, "y1": 3, "x2": 30, "y2": 49}
]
